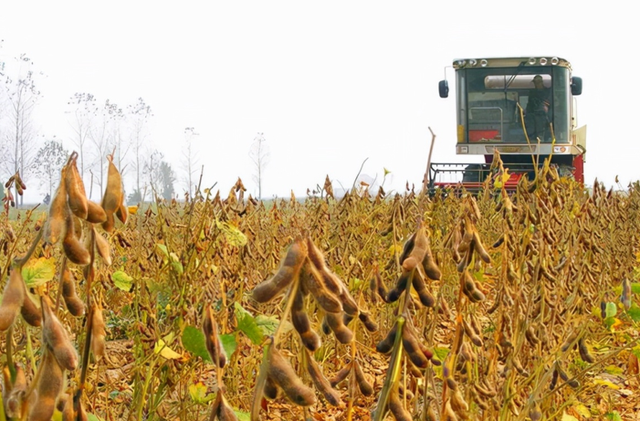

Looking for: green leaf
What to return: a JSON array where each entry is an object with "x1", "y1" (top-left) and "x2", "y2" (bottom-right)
[
  {"x1": 255, "y1": 314, "x2": 281, "y2": 337},
  {"x1": 606, "y1": 411, "x2": 623, "y2": 421},
  {"x1": 627, "y1": 305, "x2": 640, "y2": 322},
  {"x1": 220, "y1": 333, "x2": 237, "y2": 360},
  {"x1": 433, "y1": 347, "x2": 450, "y2": 361},
  {"x1": 235, "y1": 410, "x2": 251, "y2": 421},
  {"x1": 156, "y1": 243, "x2": 169, "y2": 257},
  {"x1": 87, "y1": 413, "x2": 104, "y2": 421},
  {"x1": 604, "y1": 365, "x2": 624, "y2": 375},
  {"x1": 234, "y1": 302, "x2": 264, "y2": 345},
  {"x1": 112, "y1": 270, "x2": 134, "y2": 291},
  {"x1": 631, "y1": 283, "x2": 640, "y2": 294},
  {"x1": 21, "y1": 257, "x2": 55, "y2": 287},
  {"x1": 605, "y1": 302, "x2": 617, "y2": 318},
  {"x1": 182, "y1": 326, "x2": 213, "y2": 363}
]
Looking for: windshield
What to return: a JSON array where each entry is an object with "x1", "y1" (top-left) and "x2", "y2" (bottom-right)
[{"x1": 457, "y1": 67, "x2": 570, "y2": 144}]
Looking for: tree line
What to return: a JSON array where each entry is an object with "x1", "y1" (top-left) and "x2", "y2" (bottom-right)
[{"x1": 0, "y1": 53, "x2": 201, "y2": 206}]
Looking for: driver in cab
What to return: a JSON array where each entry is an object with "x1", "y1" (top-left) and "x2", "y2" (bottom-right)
[{"x1": 526, "y1": 74, "x2": 551, "y2": 141}]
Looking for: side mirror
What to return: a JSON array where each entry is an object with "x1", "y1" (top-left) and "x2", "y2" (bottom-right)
[
  {"x1": 571, "y1": 76, "x2": 582, "y2": 96},
  {"x1": 439, "y1": 80, "x2": 449, "y2": 98}
]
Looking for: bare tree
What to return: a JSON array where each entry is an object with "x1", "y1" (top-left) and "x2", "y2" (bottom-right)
[
  {"x1": 128, "y1": 98, "x2": 153, "y2": 199},
  {"x1": 249, "y1": 132, "x2": 270, "y2": 199},
  {"x1": 0, "y1": 54, "x2": 42, "y2": 205},
  {"x1": 88, "y1": 99, "x2": 123, "y2": 199},
  {"x1": 66, "y1": 92, "x2": 98, "y2": 177},
  {"x1": 32, "y1": 138, "x2": 68, "y2": 198},
  {"x1": 181, "y1": 127, "x2": 200, "y2": 198},
  {"x1": 138, "y1": 149, "x2": 164, "y2": 200}
]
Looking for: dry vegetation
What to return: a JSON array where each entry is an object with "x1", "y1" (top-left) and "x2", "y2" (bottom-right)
[{"x1": 1, "y1": 154, "x2": 640, "y2": 420}]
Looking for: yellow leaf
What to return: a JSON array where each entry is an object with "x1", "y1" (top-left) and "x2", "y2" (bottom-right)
[
  {"x1": 21, "y1": 257, "x2": 56, "y2": 288},
  {"x1": 215, "y1": 220, "x2": 247, "y2": 247},
  {"x1": 155, "y1": 339, "x2": 182, "y2": 360},
  {"x1": 610, "y1": 318, "x2": 624, "y2": 331},
  {"x1": 593, "y1": 378, "x2": 620, "y2": 390},
  {"x1": 561, "y1": 413, "x2": 579, "y2": 421},
  {"x1": 128, "y1": 205, "x2": 138, "y2": 215},
  {"x1": 573, "y1": 403, "x2": 591, "y2": 418}
]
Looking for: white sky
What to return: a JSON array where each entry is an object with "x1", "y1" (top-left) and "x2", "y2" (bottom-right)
[{"x1": 2, "y1": 1, "x2": 639, "y2": 200}]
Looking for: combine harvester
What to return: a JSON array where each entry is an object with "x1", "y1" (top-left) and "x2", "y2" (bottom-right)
[{"x1": 427, "y1": 56, "x2": 586, "y2": 193}]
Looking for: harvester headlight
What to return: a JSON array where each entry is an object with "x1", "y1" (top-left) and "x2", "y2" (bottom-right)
[
  {"x1": 528, "y1": 57, "x2": 537, "y2": 65},
  {"x1": 457, "y1": 60, "x2": 466, "y2": 67},
  {"x1": 480, "y1": 59, "x2": 488, "y2": 67},
  {"x1": 551, "y1": 57, "x2": 559, "y2": 65},
  {"x1": 539, "y1": 57, "x2": 548, "y2": 65},
  {"x1": 469, "y1": 59, "x2": 477, "y2": 66}
]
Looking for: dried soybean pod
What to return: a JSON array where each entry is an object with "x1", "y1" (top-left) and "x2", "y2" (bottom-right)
[
  {"x1": 463, "y1": 318, "x2": 483, "y2": 347},
  {"x1": 306, "y1": 352, "x2": 343, "y2": 406},
  {"x1": 305, "y1": 237, "x2": 327, "y2": 272},
  {"x1": 91, "y1": 304, "x2": 107, "y2": 359},
  {"x1": 86, "y1": 200, "x2": 107, "y2": 224},
  {"x1": 60, "y1": 392, "x2": 74, "y2": 421},
  {"x1": 102, "y1": 154, "x2": 124, "y2": 216},
  {"x1": 29, "y1": 349, "x2": 64, "y2": 421},
  {"x1": 62, "y1": 212, "x2": 90, "y2": 265},
  {"x1": 412, "y1": 271, "x2": 435, "y2": 307},
  {"x1": 398, "y1": 232, "x2": 416, "y2": 263},
  {"x1": 94, "y1": 227, "x2": 112, "y2": 265},
  {"x1": 202, "y1": 304, "x2": 227, "y2": 368},
  {"x1": 388, "y1": 388, "x2": 412, "y2": 421},
  {"x1": 402, "y1": 324, "x2": 429, "y2": 368},
  {"x1": 449, "y1": 387, "x2": 470, "y2": 418},
  {"x1": 291, "y1": 293, "x2": 320, "y2": 351},
  {"x1": 402, "y1": 223, "x2": 428, "y2": 272},
  {"x1": 578, "y1": 337, "x2": 595, "y2": 363},
  {"x1": 65, "y1": 155, "x2": 88, "y2": 220},
  {"x1": 252, "y1": 239, "x2": 307, "y2": 303},
  {"x1": 444, "y1": 400, "x2": 460, "y2": 421},
  {"x1": 20, "y1": 281, "x2": 42, "y2": 327},
  {"x1": 209, "y1": 393, "x2": 221, "y2": 421},
  {"x1": 549, "y1": 365, "x2": 559, "y2": 390},
  {"x1": 0, "y1": 268, "x2": 25, "y2": 331},
  {"x1": 45, "y1": 168, "x2": 69, "y2": 245},
  {"x1": 373, "y1": 265, "x2": 388, "y2": 302},
  {"x1": 268, "y1": 346, "x2": 316, "y2": 406},
  {"x1": 472, "y1": 231, "x2": 491, "y2": 264},
  {"x1": 324, "y1": 312, "x2": 354, "y2": 344},
  {"x1": 115, "y1": 202, "x2": 128, "y2": 224},
  {"x1": 386, "y1": 270, "x2": 411, "y2": 303},
  {"x1": 264, "y1": 375, "x2": 279, "y2": 400},
  {"x1": 6, "y1": 364, "x2": 27, "y2": 418},
  {"x1": 338, "y1": 283, "x2": 359, "y2": 316},
  {"x1": 621, "y1": 278, "x2": 632, "y2": 310},
  {"x1": 61, "y1": 267, "x2": 85, "y2": 317},
  {"x1": 42, "y1": 297, "x2": 78, "y2": 371},
  {"x1": 300, "y1": 330, "x2": 321, "y2": 353},
  {"x1": 457, "y1": 229, "x2": 474, "y2": 254},
  {"x1": 329, "y1": 363, "x2": 352, "y2": 387},
  {"x1": 358, "y1": 311, "x2": 379, "y2": 332},
  {"x1": 376, "y1": 322, "x2": 398, "y2": 354},
  {"x1": 304, "y1": 264, "x2": 343, "y2": 313},
  {"x1": 560, "y1": 330, "x2": 578, "y2": 352},
  {"x1": 353, "y1": 360, "x2": 374, "y2": 396}
]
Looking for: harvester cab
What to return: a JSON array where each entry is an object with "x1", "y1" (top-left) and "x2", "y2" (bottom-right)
[{"x1": 429, "y1": 56, "x2": 586, "y2": 192}]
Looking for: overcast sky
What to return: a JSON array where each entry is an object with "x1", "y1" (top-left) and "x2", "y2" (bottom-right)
[{"x1": 2, "y1": 1, "x2": 639, "y2": 200}]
